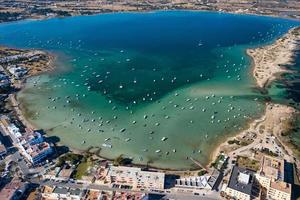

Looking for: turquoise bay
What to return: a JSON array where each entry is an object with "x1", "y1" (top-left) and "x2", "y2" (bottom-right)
[{"x1": 0, "y1": 11, "x2": 299, "y2": 170}]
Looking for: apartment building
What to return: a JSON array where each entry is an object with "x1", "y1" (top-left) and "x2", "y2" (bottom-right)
[{"x1": 106, "y1": 166, "x2": 165, "y2": 190}]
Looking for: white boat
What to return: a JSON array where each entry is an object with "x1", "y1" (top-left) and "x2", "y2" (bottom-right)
[
  {"x1": 161, "y1": 137, "x2": 168, "y2": 141},
  {"x1": 102, "y1": 143, "x2": 112, "y2": 148},
  {"x1": 155, "y1": 150, "x2": 161, "y2": 153},
  {"x1": 172, "y1": 149, "x2": 176, "y2": 153}
]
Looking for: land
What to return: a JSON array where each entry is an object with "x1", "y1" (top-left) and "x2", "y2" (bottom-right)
[
  {"x1": 0, "y1": 0, "x2": 300, "y2": 23},
  {"x1": 247, "y1": 27, "x2": 300, "y2": 89},
  {"x1": 0, "y1": 46, "x2": 54, "y2": 77},
  {"x1": 210, "y1": 103, "x2": 299, "y2": 168},
  {"x1": 0, "y1": 9, "x2": 300, "y2": 200}
]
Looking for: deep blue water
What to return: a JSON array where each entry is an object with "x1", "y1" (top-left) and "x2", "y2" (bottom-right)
[{"x1": 0, "y1": 11, "x2": 299, "y2": 169}]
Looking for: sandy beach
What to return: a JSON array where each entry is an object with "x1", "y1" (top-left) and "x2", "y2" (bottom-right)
[
  {"x1": 1, "y1": 22, "x2": 300, "y2": 172},
  {"x1": 209, "y1": 27, "x2": 300, "y2": 170},
  {"x1": 247, "y1": 27, "x2": 300, "y2": 88},
  {"x1": 209, "y1": 103, "x2": 299, "y2": 166}
]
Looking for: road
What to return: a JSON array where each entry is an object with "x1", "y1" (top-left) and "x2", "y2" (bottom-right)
[
  {"x1": 6, "y1": 151, "x2": 30, "y2": 176},
  {"x1": 33, "y1": 179, "x2": 221, "y2": 200}
]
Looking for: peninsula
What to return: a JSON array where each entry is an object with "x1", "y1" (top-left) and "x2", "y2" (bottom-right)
[{"x1": 247, "y1": 27, "x2": 300, "y2": 88}]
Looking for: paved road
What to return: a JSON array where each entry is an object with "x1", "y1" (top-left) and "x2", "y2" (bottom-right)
[
  {"x1": 163, "y1": 193, "x2": 220, "y2": 200},
  {"x1": 6, "y1": 151, "x2": 30, "y2": 176},
  {"x1": 34, "y1": 180, "x2": 221, "y2": 200}
]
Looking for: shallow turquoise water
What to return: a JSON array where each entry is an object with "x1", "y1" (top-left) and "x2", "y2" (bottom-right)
[{"x1": 0, "y1": 11, "x2": 299, "y2": 170}]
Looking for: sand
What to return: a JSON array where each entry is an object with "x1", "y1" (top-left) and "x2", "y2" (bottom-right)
[
  {"x1": 209, "y1": 27, "x2": 300, "y2": 170},
  {"x1": 209, "y1": 103, "x2": 299, "y2": 168},
  {"x1": 247, "y1": 27, "x2": 300, "y2": 88}
]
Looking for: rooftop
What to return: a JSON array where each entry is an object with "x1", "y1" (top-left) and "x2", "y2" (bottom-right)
[
  {"x1": 227, "y1": 166, "x2": 255, "y2": 195},
  {"x1": 24, "y1": 142, "x2": 51, "y2": 158},
  {"x1": 59, "y1": 168, "x2": 74, "y2": 179},
  {"x1": 260, "y1": 155, "x2": 284, "y2": 181},
  {"x1": 53, "y1": 186, "x2": 68, "y2": 195},
  {"x1": 0, "y1": 144, "x2": 6, "y2": 153},
  {"x1": 84, "y1": 189, "x2": 100, "y2": 200},
  {"x1": 108, "y1": 166, "x2": 165, "y2": 186},
  {"x1": 270, "y1": 181, "x2": 291, "y2": 194},
  {"x1": 0, "y1": 179, "x2": 27, "y2": 200}
]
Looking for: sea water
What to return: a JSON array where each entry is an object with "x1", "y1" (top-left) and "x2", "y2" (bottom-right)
[{"x1": 0, "y1": 11, "x2": 299, "y2": 170}]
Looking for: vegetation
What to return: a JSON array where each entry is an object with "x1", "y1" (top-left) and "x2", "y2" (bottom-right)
[
  {"x1": 261, "y1": 148, "x2": 279, "y2": 157},
  {"x1": 30, "y1": 8, "x2": 71, "y2": 17},
  {"x1": 0, "y1": 162, "x2": 6, "y2": 173},
  {"x1": 56, "y1": 153, "x2": 83, "y2": 167},
  {"x1": 197, "y1": 170, "x2": 207, "y2": 176},
  {"x1": 113, "y1": 155, "x2": 132, "y2": 166},
  {"x1": 211, "y1": 154, "x2": 227, "y2": 170},
  {"x1": 227, "y1": 139, "x2": 240, "y2": 145},
  {"x1": 74, "y1": 157, "x2": 92, "y2": 179},
  {"x1": 0, "y1": 12, "x2": 21, "y2": 22},
  {"x1": 280, "y1": 118, "x2": 296, "y2": 136},
  {"x1": 237, "y1": 156, "x2": 260, "y2": 171}
]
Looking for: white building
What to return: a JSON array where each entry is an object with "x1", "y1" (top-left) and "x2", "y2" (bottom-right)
[
  {"x1": 41, "y1": 186, "x2": 83, "y2": 200},
  {"x1": 174, "y1": 170, "x2": 220, "y2": 193},
  {"x1": 0, "y1": 115, "x2": 52, "y2": 165},
  {"x1": 106, "y1": 166, "x2": 165, "y2": 190},
  {"x1": 7, "y1": 65, "x2": 28, "y2": 79}
]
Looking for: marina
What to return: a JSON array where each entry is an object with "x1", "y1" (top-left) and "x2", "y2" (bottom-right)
[{"x1": 0, "y1": 11, "x2": 299, "y2": 170}]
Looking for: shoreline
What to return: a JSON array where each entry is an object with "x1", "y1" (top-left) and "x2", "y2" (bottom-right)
[
  {"x1": 1, "y1": 25, "x2": 300, "y2": 173},
  {"x1": 208, "y1": 26, "x2": 300, "y2": 169},
  {"x1": 247, "y1": 27, "x2": 300, "y2": 89},
  {"x1": 0, "y1": 7, "x2": 300, "y2": 25}
]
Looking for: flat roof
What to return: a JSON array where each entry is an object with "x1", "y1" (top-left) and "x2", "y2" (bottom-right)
[
  {"x1": 53, "y1": 187, "x2": 68, "y2": 195},
  {"x1": 228, "y1": 166, "x2": 255, "y2": 195},
  {"x1": 260, "y1": 155, "x2": 284, "y2": 181},
  {"x1": 270, "y1": 181, "x2": 291, "y2": 194},
  {"x1": 69, "y1": 188, "x2": 81, "y2": 196},
  {"x1": 108, "y1": 166, "x2": 165, "y2": 185}
]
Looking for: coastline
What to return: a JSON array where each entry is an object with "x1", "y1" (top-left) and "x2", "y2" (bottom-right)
[
  {"x1": 247, "y1": 27, "x2": 300, "y2": 89},
  {"x1": 208, "y1": 26, "x2": 300, "y2": 169},
  {"x1": 1, "y1": 22, "x2": 300, "y2": 173}
]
